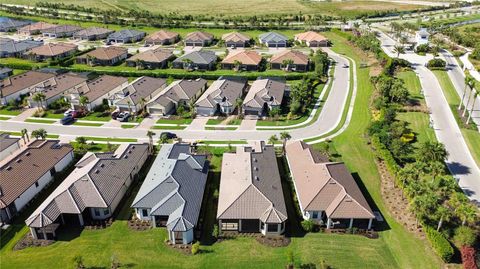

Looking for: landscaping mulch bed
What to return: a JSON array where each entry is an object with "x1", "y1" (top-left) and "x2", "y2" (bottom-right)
[
  {"x1": 83, "y1": 218, "x2": 113, "y2": 230},
  {"x1": 165, "y1": 242, "x2": 192, "y2": 255},
  {"x1": 13, "y1": 233, "x2": 54, "y2": 251},
  {"x1": 324, "y1": 228, "x2": 379, "y2": 239},
  {"x1": 127, "y1": 219, "x2": 152, "y2": 231},
  {"x1": 255, "y1": 236, "x2": 291, "y2": 247}
]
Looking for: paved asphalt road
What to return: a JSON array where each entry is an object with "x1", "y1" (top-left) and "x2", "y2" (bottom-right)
[
  {"x1": 377, "y1": 30, "x2": 480, "y2": 205},
  {"x1": 2, "y1": 49, "x2": 352, "y2": 142}
]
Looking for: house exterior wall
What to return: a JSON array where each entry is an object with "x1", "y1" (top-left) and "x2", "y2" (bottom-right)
[
  {"x1": 221, "y1": 63, "x2": 258, "y2": 71},
  {"x1": 270, "y1": 63, "x2": 307, "y2": 72},
  {"x1": 90, "y1": 207, "x2": 113, "y2": 220},
  {"x1": 126, "y1": 60, "x2": 168, "y2": 69},
  {"x1": 195, "y1": 106, "x2": 215, "y2": 116},
  {"x1": 2, "y1": 77, "x2": 56, "y2": 105},
  {"x1": 172, "y1": 62, "x2": 213, "y2": 71},
  {"x1": 0, "y1": 141, "x2": 20, "y2": 160},
  {"x1": 243, "y1": 106, "x2": 262, "y2": 116},
  {"x1": 225, "y1": 41, "x2": 246, "y2": 48},
  {"x1": 265, "y1": 41, "x2": 287, "y2": 48}
]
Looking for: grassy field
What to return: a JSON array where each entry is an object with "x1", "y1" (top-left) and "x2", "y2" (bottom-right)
[
  {"x1": 2, "y1": 0, "x2": 424, "y2": 18},
  {"x1": 82, "y1": 136, "x2": 137, "y2": 142},
  {"x1": 397, "y1": 112, "x2": 436, "y2": 145},
  {"x1": 397, "y1": 70, "x2": 423, "y2": 100}
]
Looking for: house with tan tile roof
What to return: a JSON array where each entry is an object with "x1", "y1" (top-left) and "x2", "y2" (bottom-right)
[
  {"x1": 76, "y1": 46, "x2": 128, "y2": 66},
  {"x1": 0, "y1": 70, "x2": 55, "y2": 105},
  {"x1": 217, "y1": 141, "x2": 287, "y2": 235},
  {"x1": 222, "y1": 32, "x2": 251, "y2": 48},
  {"x1": 243, "y1": 78, "x2": 286, "y2": 116},
  {"x1": 294, "y1": 31, "x2": 329, "y2": 47},
  {"x1": 145, "y1": 30, "x2": 179, "y2": 45},
  {"x1": 28, "y1": 73, "x2": 88, "y2": 108},
  {"x1": 184, "y1": 31, "x2": 214, "y2": 47},
  {"x1": 270, "y1": 50, "x2": 310, "y2": 72},
  {"x1": 41, "y1": 24, "x2": 83, "y2": 38},
  {"x1": 26, "y1": 143, "x2": 149, "y2": 240},
  {"x1": 0, "y1": 140, "x2": 73, "y2": 224},
  {"x1": 72, "y1": 27, "x2": 115, "y2": 41},
  {"x1": 221, "y1": 50, "x2": 263, "y2": 71},
  {"x1": 25, "y1": 42, "x2": 78, "y2": 62},
  {"x1": 285, "y1": 141, "x2": 375, "y2": 230},
  {"x1": 126, "y1": 48, "x2": 174, "y2": 69},
  {"x1": 17, "y1": 22, "x2": 56, "y2": 35}
]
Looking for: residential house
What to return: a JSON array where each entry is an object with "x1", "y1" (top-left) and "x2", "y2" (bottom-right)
[
  {"x1": 107, "y1": 29, "x2": 146, "y2": 44},
  {"x1": 76, "y1": 47, "x2": 128, "y2": 66},
  {"x1": 415, "y1": 28, "x2": 430, "y2": 47},
  {"x1": 145, "y1": 30, "x2": 179, "y2": 45},
  {"x1": 132, "y1": 143, "x2": 208, "y2": 244},
  {"x1": 126, "y1": 48, "x2": 174, "y2": 69},
  {"x1": 285, "y1": 141, "x2": 375, "y2": 230},
  {"x1": 0, "y1": 71, "x2": 55, "y2": 105},
  {"x1": 0, "y1": 17, "x2": 31, "y2": 32},
  {"x1": 0, "y1": 140, "x2": 73, "y2": 224},
  {"x1": 25, "y1": 43, "x2": 78, "y2": 62},
  {"x1": 67, "y1": 75, "x2": 129, "y2": 110},
  {"x1": 184, "y1": 31, "x2": 214, "y2": 47},
  {"x1": 115, "y1": 77, "x2": 167, "y2": 113},
  {"x1": 195, "y1": 77, "x2": 247, "y2": 116},
  {"x1": 294, "y1": 31, "x2": 329, "y2": 47},
  {"x1": 172, "y1": 51, "x2": 217, "y2": 71},
  {"x1": 17, "y1": 22, "x2": 56, "y2": 35},
  {"x1": 258, "y1": 32, "x2": 288, "y2": 48},
  {"x1": 222, "y1": 32, "x2": 251, "y2": 48},
  {"x1": 28, "y1": 73, "x2": 88, "y2": 108},
  {"x1": 147, "y1": 78, "x2": 207, "y2": 116},
  {"x1": 26, "y1": 143, "x2": 149, "y2": 240},
  {"x1": 41, "y1": 25, "x2": 83, "y2": 38},
  {"x1": 0, "y1": 68, "x2": 13, "y2": 79},
  {"x1": 72, "y1": 27, "x2": 115, "y2": 41},
  {"x1": 221, "y1": 50, "x2": 262, "y2": 71},
  {"x1": 0, "y1": 133, "x2": 21, "y2": 161},
  {"x1": 0, "y1": 38, "x2": 43, "y2": 58},
  {"x1": 243, "y1": 78, "x2": 286, "y2": 116},
  {"x1": 217, "y1": 142, "x2": 288, "y2": 235},
  {"x1": 270, "y1": 50, "x2": 310, "y2": 72}
]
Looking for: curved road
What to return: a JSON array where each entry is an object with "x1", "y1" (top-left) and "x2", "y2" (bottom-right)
[
  {"x1": 377, "y1": 30, "x2": 480, "y2": 205},
  {"x1": 1, "y1": 49, "x2": 352, "y2": 142}
]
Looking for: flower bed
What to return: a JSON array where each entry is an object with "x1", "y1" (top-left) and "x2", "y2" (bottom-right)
[
  {"x1": 461, "y1": 246, "x2": 478, "y2": 269},
  {"x1": 13, "y1": 233, "x2": 54, "y2": 251},
  {"x1": 127, "y1": 219, "x2": 152, "y2": 231}
]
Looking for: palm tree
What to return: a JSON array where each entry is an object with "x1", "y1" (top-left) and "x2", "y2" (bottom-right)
[
  {"x1": 462, "y1": 83, "x2": 475, "y2": 117},
  {"x1": 182, "y1": 58, "x2": 193, "y2": 70},
  {"x1": 31, "y1": 128, "x2": 47, "y2": 140},
  {"x1": 393, "y1": 45, "x2": 405, "y2": 58},
  {"x1": 282, "y1": 59, "x2": 294, "y2": 71},
  {"x1": 126, "y1": 100, "x2": 132, "y2": 116},
  {"x1": 435, "y1": 205, "x2": 451, "y2": 231},
  {"x1": 32, "y1": 92, "x2": 46, "y2": 111},
  {"x1": 233, "y1": 60, "x2": 242, "y2": 72},
  {"x1": 466, "y1": 89, "x2": 478, "y2": 125},
  {"x1": 428, "y1": 161, "x2": 445, "y2": 183},
  {"x1": 235, "y1": 98, "x2": 243, "y2": 115},
  {"x1": 457, "y1": 202, "x2": 478, "y2": 226},
  {"x1": 79, "y1": 95, "x2": 89, "y2": 111},
  {"x1": 417, "y1": 141, "x2": 448, "y2": 163},
  {"x1": 279, "y1": 131, "x2": 291, "y2": 155},
  {"x1": 159, "y1": 133, "x2": 169, "y2": 144},
  {"x1": 268, "y1": 135, "x2": 278, "y2": 145},
  {"x1": 458, "y1": 74, "x2": 474, "y2": 110},
  {"x1": 21, "y1": 128, "x2": 29, "y2": 143},
  {"x1": 146, "y1": 130, "x2": 155, "y2": 153}
]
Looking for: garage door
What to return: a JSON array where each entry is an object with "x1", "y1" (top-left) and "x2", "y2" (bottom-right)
[{"x1": 148, "y1": 108, "x2": 164, "y2": 115}]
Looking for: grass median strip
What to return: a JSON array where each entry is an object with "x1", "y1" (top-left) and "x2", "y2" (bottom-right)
[
  {"x1": 73, "y1": 122, "x2": 104, "y2": 127},
  {"x1": 25, "y1": 118, "x2": 57, "y2": 124},
  {"x1": 205, "y1": 126, "x2": 237, "y2": 131},
  {"x1": 156, "y1": 118, "x2": 193, "y2": 125},
  {"x1": 121, "y1": 124, "x2": 137, "y2": 129},
  {"x1": 151, "y1": 125, "x2": 186, "y2": 130},
  {"x1": 0, "y1": 116, "x2": 10, "y2": 120}
]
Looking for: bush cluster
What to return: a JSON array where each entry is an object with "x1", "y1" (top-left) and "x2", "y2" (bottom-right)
[{"x1": 424, "y1": 226, "x2": 454, "y2": 262}]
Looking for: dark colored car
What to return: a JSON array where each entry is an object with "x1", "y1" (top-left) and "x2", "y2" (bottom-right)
[
  {"x1": 61, "y1": 115, "x2": 75, "y2": 125},
  {"x1": 111, "y1": 111, "x2": 119, "y2": 120},
  {"x1": 160, "y1": 132, "x2": 177, "y2": 139}
]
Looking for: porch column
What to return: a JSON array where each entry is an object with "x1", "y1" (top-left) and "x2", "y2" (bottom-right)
[
  {"x1": 326, "y1": 218, "x2": 332, "y2": 229},
  {"x1": 30, "y1": 227, "x2": 38, "y2": 239},
  {"x1": 278, "y1": 224, "x2": 281, "y2": 234},
  {"x1": 168, "y1": 230, "x2": 172, "y2": 242},
  {"x1": 60, "y1": 214, "x2": 65, "y2": 225},
  {"x1": 171, "y1": 231, "x2": 175, "y2": 245},
  {"x1": 238, "y1": 219, "x2": 242, "y2": 232},
  {"x1": 349, "y1": 218, "x2": 353, "y2": 229},
  {"x1": 151, "y1": 216, "x2": 156, "y2": 228},
  {"x1": 367, "y1": 219, "x2": 373, "y2": 230},
  {"x1": 42, "y1": 229, "x2": 47, "y2": 240},
  {"x1": 78, "y1": 214, "x2": 84, "y2": 226}
]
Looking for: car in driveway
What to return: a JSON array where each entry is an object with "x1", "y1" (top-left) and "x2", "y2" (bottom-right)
[
  {"x1": 60, "y1": 115, "x2": 75, "y2": 125},
  {"x1": 116, "y1": 112, "x2": 130, "y2": 122}
]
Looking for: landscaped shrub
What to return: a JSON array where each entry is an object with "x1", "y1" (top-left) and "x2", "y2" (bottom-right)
[
  {"x1": 460, "y1": 246, "x2": 478, "y2": 269},
  {"x1": 424, "y1": 226, "x2": 454, "y2": 262},
  {"x1": 370, "y1": 135, "x2": 399, "y2": 175},
  {"x1": 191, "y1": 241, "x2": 200, "y2": 255},
  {"x1": 415, "y1": 44, "x2": 430, "y2": 54},
  {"x1": 454, "y1": 226, "x2": 477, "y2": 247},
  {"x1": 212, "y1": 224, "x2": 219, "y2": 239},
  {"x1": 301, "y1": 219, "x2": 315, "y2": 232},
  {"x1": 426, "y1": 58, "x2": 446, "y2": 70}
]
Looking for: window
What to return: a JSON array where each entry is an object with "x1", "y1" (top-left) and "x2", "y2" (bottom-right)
[
  {"x1": 261, "y1": 222, "x2": 265, "y2": 230},
  {"x1": 94, "y1": 208, "x2": 100, "y2": 217},
  {"x1": 49, "y1": 167, "x2": 56, "y2": 176},
  {"x1": 267, "y1": 224, "x2": 278, "y2": 232},
  {"x1": 35, "y1": 181, "x2": 39, "y2": 188},
  {"x1": 312, "y1": 211, "x2": 319, "y2": 219},
  {"x1": 103, "y1": 209, "x2": 110, "y2": 216},
  {"x1": 142, "y1": 209, "x2": 148, "y2": 217}
]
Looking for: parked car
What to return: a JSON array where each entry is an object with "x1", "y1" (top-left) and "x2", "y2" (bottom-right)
[
  {"x1": 116, "y1": 112, "x2": 130, "y2": 122},
  {"x1": 61, "y1": 115, "x2": 75, "y2": 125},
  {"x1": 111, "y1": 110, "x2": 120, "y2": 120},
  {"x1": 160, "y1": 132, "x2": 177, "y2": 139},
  {"x1": 64, "y1": 109, "x2": 74, "y2": 116}
]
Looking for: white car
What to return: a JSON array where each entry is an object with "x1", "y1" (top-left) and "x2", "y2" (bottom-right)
[
  {"x1": 63, "y1": 109, "x2": 74, "y2": 116},
  {"x1": 116, "y1": 112, "x2": 131, "y2": 122}
]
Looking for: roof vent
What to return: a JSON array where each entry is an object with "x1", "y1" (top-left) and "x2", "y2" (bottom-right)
[
  {"x1": 254, "y1": 167, "x2": 258, "y2": 171},
  {"x1": 253, "y1": 158, "x2": 257, "y2": 162},
  {"x1": 255, "y1": 176, "x2": 259, "y2": 181},
  {"x1": 100, "y1": 163, "x2": 105, "y2": 168},
  {"x1": 94, "y1": 169, "x2": 100, "y2": 174},
  {"x1": 16, "y1": 159, "x2": 22, "y2": 163},
  {"x1": 124, "y1": 155, "x2": 128, "y2": 159},
  {"x1": 6, "y1": 166, "x2": 12, "y2": 171}
]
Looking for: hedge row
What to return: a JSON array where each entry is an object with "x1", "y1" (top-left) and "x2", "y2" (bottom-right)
[
  {"x1": 424, "y1": 226, "x2": 454, "y2": 262},
  {"x1": 370, "y1": 135, "x2": 400, "y2": 175}
]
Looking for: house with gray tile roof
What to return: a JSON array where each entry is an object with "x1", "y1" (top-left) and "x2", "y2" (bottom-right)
[
  {"x1": 115, "y1": 76, "x2": 167, "y2": 113},
  {"x1": 26, "y1": 143, "x2": 149, "y2": 240},
  {"x1": 0, "y1": 133, "x2": 20, "y2": 162},
  {"x1": 0, "y1": 17, "x2": 31, "y2": 32},
  {"x1": 243, "y1": 78, "x2": 286, "y2": 116},
  {"x1": 258, "y1": 32, "x2": 289, "y2": 48},
  {"x1": 146, "y1": 78, "x2": 207, "y2": 116},
  {"x1": 217, "y1": 141, "x2": 288, "y2": 235},
  {"x1": 132, "y1": 143, "x2": 208, "y2": 244},
  {"x1": 172, "y1": 51, "x2": 217, "y2": 71},
  {"x1": 72, "y1": 27, "x2": 115, "y2": 41},
  {"x1": 107, "y1": 29, "x2": 146, "y2": 43},
  {"x1": 41, "y1": 25, "x2": 83, "y2": 38},
  {"x1": 0, "y1": 38, "x2": 43, "y2": 58},
  {"x1": 195, "y1": 77, "x2": 247, "y2": 116}
]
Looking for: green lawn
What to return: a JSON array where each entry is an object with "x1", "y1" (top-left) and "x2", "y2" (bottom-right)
[
  {"x1": 82, "y1": 136, "x2": 137, "y2": 143},
  {"x1": 24, "y1": 118, "x2": 57, "y2": 124},
  {"x1": 151, "y1": 125, "x2": 187, "y2": 130},
  {"x1": 38, "y1": 111, "x2": 66, "y2": 119},
  {"x1": 433, "y1": 70, "x2": 480, "y2": 166},
  {"x1": 73, "y1": 122, "x2": 104, "y2": 127},
  {"x1": 0, "y1": 108, "x2": 22, "y2": 116},
  {"x1": 206, "y1": 118, "x2": 242, "y2": 125},
  {"x1": 70, "y1": 142, "x2": 119, "y2": 152},
  {"x1": 0, "y1": 131, "x2": 61, "y2": 139},
  {"x1": 0, "y1": 116, "x2": 10, "y2": 120},
  {"x1": 396, "y1": 70, "x2": 423, "y2": 101},
  {"x1": 0, "y1": 57, "x2": 48, "y2": 69},
  {"x1": 397, "y1": 112, "x2": 437, "y2": 146},
  {"x1": 204, "y1": 126, "x2": 237, "y2": 131},
  {"x1": 199, "y1": 140, "x2": 248, "y2": 145},
  {"x1": 156, "y1": 118, "x2": 193, "y2": 125},
  {"x1": 121, "y1": 124, "x2": 137, "y2": 129},
  {"x1": 79, "y1": 113, "x2": 112, "y2": 122}
]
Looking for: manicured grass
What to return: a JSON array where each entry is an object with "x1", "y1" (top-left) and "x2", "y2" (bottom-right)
[
  {"x1": 73, "y1": 121, "x2": 103, "y2": 127},
  {"x1": 151, "y1": 125, "x2": 187, "y2": 130},
  {"x1": 206, "y1": 118, "x2": 242, "y2": 125},
  {"x1": 70, "y1": 142, "x2": 119, "y2": 152},
  {"x1": 0, "y1": 57, "x2": 48, "y2": 69},
  {"x1": 396, "y1": 70, "x2": 423, "y2": 100},
  {"x1": 0, "y1": 116, "x2": 10, "y2": 120},
  {"x1": 82, "y1": 136, "x2": 137, "y2": 142},
  {"x1": 199, "y1": 140, "x2": 248, "y2": 145},
  {"x1": 205, "y1": 126, "x2": 237, "y2": 131},
  {"x1": 79, "y1": 113, "x2": 112, "y2": 122},
  {"x1": 397, "y1": 112, "x2": 437, "y2": 146},
  {"x1": 462, "y1": 128, "x2": 480, "y2": 166},
  {"x1": 40, "y1": 112, "x2": 65, "y2": 119},
  {"x1": 156, "y1": 118, "x2": 193, "y2": 125},
  {"x1": 0, "y1": 108, "x2": 22, "y2": 116},
  {"x1": 24, "y1": 118, "x2": 57, "y2": 124},
  {"x1": 121, "y1": 124, "x2": 137, "y2": 129},
  {"x1": 1, "y1": 132, "x2": 61, "y2": 139}
]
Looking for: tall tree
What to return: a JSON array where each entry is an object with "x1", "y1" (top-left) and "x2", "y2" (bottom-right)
[
  {"x1": 466, "y1": 90, "x2": 478, "y2": 125},
  {"x1": 279, "y1": 131, "x2": 291, "y2": 155},
  {"x1": 268, "y1": 135, "x2": 278, "y2": 145},
  {"x1": 32, "y1": 92, "x2": 46, "y2": 111},
  {"x1": 146, "y1": 130, "x2": 155, "y2": 153},
  {"x1": 31, "y1": 128, "x2": 47, "y2": 140},
  {"x1": 458, "y1": 74, "x2": 474, "y2": 110}
]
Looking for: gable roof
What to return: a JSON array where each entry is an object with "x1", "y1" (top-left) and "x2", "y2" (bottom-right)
[
  {"x1": 132, "y1": 143, "x2": 208, "y2": 231},
  {"x1": 243, "y1": 78, "x2": 286, "y2": 108},
  {"x1": 27, "y1": 42, "x2": 77, "y2": 57},
  {"x1": 78, "y1": 75, "x2": 128, "y2": 102},
  {"x1": 26, "y1": 143, "x2": 149, "y2": 228},
  {"x1": 222, "y1": 50, "x2": 262, "y2": 65},
  {"x1": 0, "y1": 17, "x2": 31, "y2": 31},
  {"x1": 195, "y1": 77, "x2": 246, "y2": 108},
  {"x1": 217, "y1": 142, "x2": 287, "y2": 223},
  {"x1": 148, "y1": 78, "x2": 206, "y2": 108},
  {"x1": 173, "y1": 51, "x2": 217, "y2": 65},
  {"x1": 18, "y1": 22, "x2": 56, "y2": 33},
  {"x1": 73, "y1": 27, "x2": 114, "y2": 38},
  {"x1": 258, "y1": 32, "x2": 288, "y2": 43},
  {"x1": 39, "y1": 73, "x2": 88, "y2": 99},
  {"x1": 145, "y1": 30, "x2": 179, "y2": 42},
  {"x1": 285, "y1": 141, "x2": 374, "y2": 219},
  {"x1": 127, "y1": 48, "x2": 174, "y2": 63},
  {"x1": 0, "y1": 71, "x2": 55, "y2": 97},
  {"x1": 78, "y1": 46, "x2": 127, "y2": 60},
  {"x1": 108, "y1": 29, "x2": 145, "y2": 39},
  {"x1": 0, "y1": 38, "x2": 43, "y2": 54},
  {"x1": 0, "y1": 133, "x2": 20, "y2": 152},
  {"x1": 41, "y1": 24, "x2": 83, "y2": 34},
  {"x1": 270, "y1": 50, "x2": 309, "y2": 65},
  {"x1": 116, "y1": 76, "x2": 166, "y2": 106},
  {"x1": 184, "y1": 31, "x2": 214, "y2": 42},
  {"x1": 222, "y1": 32, "x2": 250, "y2": 43},
  {"x1": 294, "y1": 31, "x2": 328, "y2": 43},
  {"x1": 0, "y1": 140, "x2": 72, "y2": 208}
]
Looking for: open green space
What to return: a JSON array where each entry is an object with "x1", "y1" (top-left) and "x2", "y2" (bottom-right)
[
  {"x1": 73, "y1": 121, "x2": 104, "y2": 127},
  {"x1": 156, "y1": 118, "x2": 193, "y2": 125},
  {"x1": 78, "y1": 113, "x2": 112, "y2": 122},
  {"x1": 24, "y1": 118, "x2": 57, "y2": 124},
  {"x1": 199, "y1": 140, "x2": 248, "y2": 145},
  {"x1": 0, "y1": 108, "x2": 22, "y2": 116},
  {"x1": 38, "y1": 111, "x2": 66, "y2": 119},
  {"x1": 396, "y1": 70, "x2": 423, "y2": 100},
  {"x1": 397, "y1": 112, "x2": 436, "y2": 145},
  {"x1": 82, "y1": 136, "x2": 137, "y2": 143},
  {"x1": 0, "y1": 57, "x2": 48, "y2": 69},
  {"x1": 151, "y1": 125, "x2": 187, "y2": 130}
]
